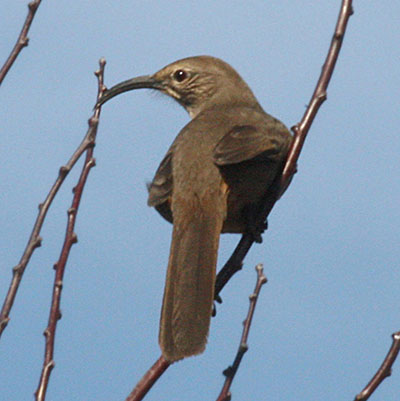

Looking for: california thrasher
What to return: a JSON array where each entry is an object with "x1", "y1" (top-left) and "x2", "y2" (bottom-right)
[{"x1": 98, "y1": 56, "x2": 292, "y2": 362}]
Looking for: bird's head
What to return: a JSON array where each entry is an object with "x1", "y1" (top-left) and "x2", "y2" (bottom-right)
[{"x1": 97, "y1": 56, "x2": 260, "y2": 118}]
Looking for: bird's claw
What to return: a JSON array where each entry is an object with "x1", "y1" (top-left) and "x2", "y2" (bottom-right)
[{"x1": 248, "y1": 219, "x2": 268, "y2": 243}]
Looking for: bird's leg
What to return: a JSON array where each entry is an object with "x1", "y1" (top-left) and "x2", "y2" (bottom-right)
[{"x1": 244, "y1": 204, "x2": 268, "y2": 244}]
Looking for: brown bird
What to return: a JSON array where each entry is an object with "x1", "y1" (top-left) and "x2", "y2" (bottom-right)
[{"x1": 98, "y1": 56, "x2": 292, "y2": 362}]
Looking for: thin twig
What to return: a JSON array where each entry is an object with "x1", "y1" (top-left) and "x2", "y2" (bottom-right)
[
  {"x1": 354, "y1": 331, "x2": 400, "y2": 401},
  {"x1": 216, "y1": 264, "x2": 267, "y2": 401},
  {"x1": 0, "y1": 61, "x2": 108, "y2": 339},
  {"x1": 34, "y1": 59, "x2": 106, "y2": 401},
  {"x1": 0, "y1": 0, "x2": 42, "y2": 86},
  {"x1": 125, "y1": 356, "x2": 171, "y2": 401},
  {"x1": 214, "y1": 0, "x2": 354, "y2": 301}
]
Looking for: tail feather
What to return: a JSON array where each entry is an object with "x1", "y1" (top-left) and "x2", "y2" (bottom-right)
[{"x1": 159, "y1": 196, "x2": 224, "y2": 361}]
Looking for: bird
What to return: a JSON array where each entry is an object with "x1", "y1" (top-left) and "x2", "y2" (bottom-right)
[{"x1": 97, "y1": 55, "x2": 292, "y2": 362}]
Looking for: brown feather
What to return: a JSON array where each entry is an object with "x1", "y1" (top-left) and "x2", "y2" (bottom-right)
[{"x1": 159, "y1": 193, "x2": 224, "y2": 361}]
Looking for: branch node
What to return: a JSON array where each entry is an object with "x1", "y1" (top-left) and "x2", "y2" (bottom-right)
[
  {"x1": 318, "y1": 91, "x2": 327, "y2": 102},
  {"x1": 59, "y1": 165, "x2": 69, "y2": 176},
  {"x1": 0, "y1": 317, "x2": 10, "y2": 330},
  {"x1": 223, "y1": 366, "x2": 234, "y2": 378},
  {"x1": 239, "y1": 342, "x2": 249, "y2": 353},
  {"x1": 34, "y1": 236, "x2": 42, "y2": 248},
  {"x1": 89, "y1": 116, "x2": 99, "y2": 127},
  {"x1": 85, "y1": 157, "x2": 96, "y2": 169},
  {"x1": 28, "y1": 1, "x2": 39, "y2": 11},
  {"x1": 71, "y1": 232, "x2": 78, "y2": 244},
  {"x1": 290, "y1": 124, "x2": 300, "y2": 135},
  {"x1": 334, "y1": 32, "x2": 344, "y2": 41},
  {"x1": 95, "y1": 58, "x2": 107, "y2": 77},
  {"x1": 12, "y1": 264, "x2": 22, "y2": 274},
  {"x1": 67, "y1": 207, "x2": 76, "y2": 215},
  {"x1": 20, "y1": 37, "x2": 29, "y2": 47}
]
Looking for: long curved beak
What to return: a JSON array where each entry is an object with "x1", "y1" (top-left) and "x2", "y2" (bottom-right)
[{"x1": 96, "y1": 75, "x2": 162, "y2": 107}]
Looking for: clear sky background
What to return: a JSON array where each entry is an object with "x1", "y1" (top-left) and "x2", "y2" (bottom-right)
[{"x1": 1, "y1": 1, "x2": 400, "y2": 400}]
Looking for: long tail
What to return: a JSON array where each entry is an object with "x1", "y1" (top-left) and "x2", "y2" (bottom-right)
[{"x1": 159, "y1": 194, "x2": 225, "y2": 362}]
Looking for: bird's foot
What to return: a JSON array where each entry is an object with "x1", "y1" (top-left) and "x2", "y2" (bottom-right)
[{"x1": 248, "y1": 219, "x2": 268, "y2": 243}]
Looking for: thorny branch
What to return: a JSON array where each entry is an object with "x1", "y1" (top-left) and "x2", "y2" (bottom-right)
[
  {"x1": 0, "y1": 0, "x2": 42, "y2": 86},
  {"x1": 216, "y1": 264, "x2": 267, "y2": 401},
  {"x1": 34, "y1": 59, "x2": 106, "y2": 401}
]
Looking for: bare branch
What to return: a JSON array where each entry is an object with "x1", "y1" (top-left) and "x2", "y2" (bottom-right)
[
  {"x1": 215, "y1": 0, "x2": 354, "y2": 300},
  {"x1": 34, "y1": 59, "x2": 106, "y2": 401},
  {"x1": 125, "y1": 356, "x2": 170, "y2": 401},
  {"x1": 0, "y1": 0, "x2": 42, "y2": 86},
  {"x1": 216, "y1": 264, "x2": 267, "y2": 401},
  {"x1": 0, "y1": 60, "x2": 109, "y2": 338},
  {"x1": 354, "y1": 331, "x2": 400, "y2": 401}
]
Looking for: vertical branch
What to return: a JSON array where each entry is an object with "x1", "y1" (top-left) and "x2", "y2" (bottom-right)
[
  {"x1": 280, "y1": 0, "x2": 354, "y2": 185},
  {"x1": 0, "y1": 70, "x2": 106, "y2": 340},
  {"x1": 34, "y1": 59, "x2": 106, "y2": 401},
  {"x1": 0, "y1": 0, "x2": 42, "y2": 85},
  {"x1": 216, "y1": 264, "x2": 267, "y2": 401},
  {"x1": 215, "y1": 0, "x2": 354, "y2": 300}
]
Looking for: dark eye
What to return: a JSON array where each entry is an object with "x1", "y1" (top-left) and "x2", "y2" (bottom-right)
[{"x1": 173, "y1": 69, "x2": 188, "y2": 82}]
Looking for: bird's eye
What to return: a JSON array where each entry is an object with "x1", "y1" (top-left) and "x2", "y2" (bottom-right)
[{"x1": 173, "y1": 69, "x2": 188, "y2": 82}]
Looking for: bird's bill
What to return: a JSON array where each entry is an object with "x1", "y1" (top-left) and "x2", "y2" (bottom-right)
[{"x1": 96, "y1": 75, "x2": 162, "y2": 107}]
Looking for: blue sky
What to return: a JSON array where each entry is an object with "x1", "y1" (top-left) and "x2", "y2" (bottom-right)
[{"x1": 1, "y1": 1, "x2": 400, "y2": 400}]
